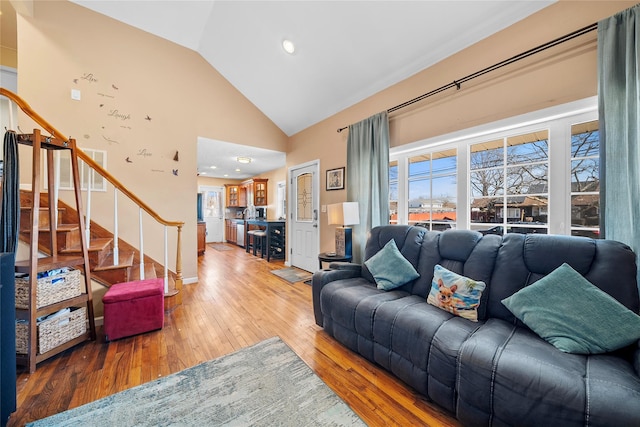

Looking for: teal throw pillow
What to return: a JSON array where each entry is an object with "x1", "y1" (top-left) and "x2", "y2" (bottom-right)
[
  {"x1": 365, "y1": 239, "x2": 420, "y2": 291},
  {"x1": 502, "y1": 263, "x2": 640, "y2": 354},
  {"x1": 427, "y1": 265, "x2": 486, "y2": 322}
]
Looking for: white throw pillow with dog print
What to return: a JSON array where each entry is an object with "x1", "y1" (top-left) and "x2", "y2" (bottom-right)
[{"x1": 427, "y1": 265, "x2": 486, "y2": 322}]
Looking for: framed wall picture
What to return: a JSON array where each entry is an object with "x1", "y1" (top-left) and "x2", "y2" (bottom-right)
[{"x1": 326, "y1": 167, "x2": 345, "y2": 191}]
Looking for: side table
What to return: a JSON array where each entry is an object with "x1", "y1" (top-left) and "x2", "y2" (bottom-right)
[{"x1": 318, "y1": 252, "x2": 352, "y2": 269}]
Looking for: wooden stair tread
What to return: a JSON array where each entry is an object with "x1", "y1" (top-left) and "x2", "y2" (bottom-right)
[
  {"x1": 20, "y1": 206, "x2": 65, "y2": 211},
  {"x1": 61, "y1": 237, "x2": 112, "y2": 253},
  {"x1": 21, "y1": 224, "x2": 79, "y2": 233},
  {"x1": 15, "y1": 255, "x2": 85, "y2": 274},
  {"x1": 93, "y1": 252, "x2": 135, "y2": 271}
]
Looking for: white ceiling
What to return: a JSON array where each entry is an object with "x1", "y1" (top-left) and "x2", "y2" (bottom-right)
[
  {"x1": 69, "y1": 0, "x2": 555, "y2": 178},
  {"x1": 197, "y1": 137, "x2": 286, "y2": 180}
]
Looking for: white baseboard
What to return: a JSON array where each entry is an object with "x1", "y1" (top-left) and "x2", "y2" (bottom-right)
[{"x1": 183, "y1": 276, "x2": 198, "y2": 285}]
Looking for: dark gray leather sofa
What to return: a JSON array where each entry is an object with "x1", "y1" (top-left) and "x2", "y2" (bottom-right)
[{"x1": 312, "y1": 225, "x2": 640, "y2": 426}]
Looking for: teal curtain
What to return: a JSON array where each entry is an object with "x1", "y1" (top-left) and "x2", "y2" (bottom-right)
[
  {"x1": 347, "y1": 111, "x2": 390, "y2": 264},
  {"x1": 598, "y1": 4, "x2": 640, "y2": 283},
  {"x1": 1, "y1": 130, "x2": 20, "y2": 253}
]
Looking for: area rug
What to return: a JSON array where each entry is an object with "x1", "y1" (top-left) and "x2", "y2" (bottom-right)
[
  {"x1": 208, "y1": 243, "x2": 232, "y2": 251},
  {"x1": 270, "y1": 267, "x2": 312, "y2": 284},
  {"x1": 27, "y1": 337, "x2": 365, "y2": 427}
]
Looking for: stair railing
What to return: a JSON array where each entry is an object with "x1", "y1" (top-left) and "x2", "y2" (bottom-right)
[{"x1": 1, "y1": 87, "x2": 184, "y2": 301}]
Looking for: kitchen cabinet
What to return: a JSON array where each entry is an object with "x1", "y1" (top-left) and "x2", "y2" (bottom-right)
[
  {"x1": 197, "y1": 222, "x2": 206, "y2": 256},
  {"x1": 225, "y1": 219, "x2": 238, "y2": 244},
  {"x1": 241, "y1": 178, "x2": 268, "y2": 206},
  {"x1": 245, "y1": 220, "x2": 285, "y2": 261},
  {"x1": 224, "y1": 184, "x2": 240, "y2": 207}
]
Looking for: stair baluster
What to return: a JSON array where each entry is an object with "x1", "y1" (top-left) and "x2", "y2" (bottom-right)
[
  {"x1": 139, "y1": 208, "x2": 145, "y2": 280},
  {"x1": 113, "y1": 188, "x2": 119, "y2": 264}
]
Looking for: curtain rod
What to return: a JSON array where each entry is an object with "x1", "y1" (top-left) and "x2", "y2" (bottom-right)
[{"x1": 337, "y1": 22, "x2": 598, "y2": 133}]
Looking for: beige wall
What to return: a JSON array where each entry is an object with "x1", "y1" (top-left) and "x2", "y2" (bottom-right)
[
  {"x1": 15, "y1": 1, "x2": 288, "y2": 279},
  {"x1": 10, "y1": 1, "x2": 636, "y2": 267},
  {"x1": 0, "y1": 46, "x2": 17, "y2": 68},
  {"x1": 288, "y1": 0, "x2": 636, "y2": 254}
]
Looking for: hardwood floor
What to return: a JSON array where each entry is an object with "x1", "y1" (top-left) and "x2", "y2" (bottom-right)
[{"x1": 8, "y1": 244, "x2": 459, "y2": 427}]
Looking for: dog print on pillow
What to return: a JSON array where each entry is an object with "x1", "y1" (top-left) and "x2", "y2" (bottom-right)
[{"x1": 427, "y1": 265, "x2": 486, "y2": 322}]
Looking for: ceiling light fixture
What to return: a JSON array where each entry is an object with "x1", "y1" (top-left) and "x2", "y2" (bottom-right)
[
  {"x1": 235, "y1": 168, "x2": 241, "y2": 172},
  {"x1": 210, "y1": 165, "x2": 217, "y2": 169},
  {"x1": 282, "y1": 39, "x2": 295, "y2": 55},
  {"x1": 237, "y1": 156, "x2": 252, "y2": 164}
]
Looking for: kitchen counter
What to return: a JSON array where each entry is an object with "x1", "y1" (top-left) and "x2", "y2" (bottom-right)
[{"x1": 245, "y1": 220, "x2": 285, "y2": 261}]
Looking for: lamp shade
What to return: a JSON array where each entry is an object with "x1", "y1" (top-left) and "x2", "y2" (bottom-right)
[{"x1": 327, "y1": 202, "x2": 360, "y2": 226}]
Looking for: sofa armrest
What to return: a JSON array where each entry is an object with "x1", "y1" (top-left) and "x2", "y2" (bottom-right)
[
  {"x1": 312, "y1": 266, "x2": 362, "y2": 327},
  {"x1": 328, "y1": 261, "x2": 362, "y2": 273}
]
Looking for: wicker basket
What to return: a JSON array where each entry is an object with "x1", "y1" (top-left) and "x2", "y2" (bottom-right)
[
  {"x1": 15, "y1": 307, "x2": 87, "y2": 355},
  {"x1": 15, "y1": 269, "x2": 82, "y2": 309}
]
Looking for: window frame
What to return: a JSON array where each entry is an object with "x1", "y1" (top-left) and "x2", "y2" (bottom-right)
[
  {"x1": 45, "y1": 148, "x2": 108, "y2": 192},
  {"x1": 389, "y1": 97, "x2": 598, "y2": 236}
]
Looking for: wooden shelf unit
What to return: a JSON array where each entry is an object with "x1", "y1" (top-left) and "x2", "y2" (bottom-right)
[{"x1": 16, "y1": 129, "x2": 96, "y2": 373}]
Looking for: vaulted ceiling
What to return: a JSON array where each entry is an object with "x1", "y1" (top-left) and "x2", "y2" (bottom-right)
[
  {"x1": 2, "y1": 1, "x2": 556, "y2": 178},
  {"x1": 70, "y1": 1, "x2": 555, "y2": 137}
]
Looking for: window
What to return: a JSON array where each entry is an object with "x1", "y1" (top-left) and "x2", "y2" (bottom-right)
[
  {"x1": 570, "y1": 120, "x2": 600, "y2": 238},
  {"x1": 470, "y1": 130, "x2": 549, "y2": 234},
  {"x1": 296, "y1": 173, "x2": 313, "y2": 221},
  {"x1": 389, "y1": 97, "x2": 599, "y2": 238},
  {"x1": 407, "y1": 148, "x2": 457, "y2": 231},
  {"x1": 389, "y1": 160, "x2": 398, "y2": 224},
  {"x1": 52, "y1": 148, "x2": 107, "y2": 192}
]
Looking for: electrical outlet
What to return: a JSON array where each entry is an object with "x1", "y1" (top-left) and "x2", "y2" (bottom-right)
[
  {"x1": 71, "y1": 89, "x2": 81, "y2": 101},
  {"x1": 321, "y1": 205, "x2": 327, "y2": 213}
]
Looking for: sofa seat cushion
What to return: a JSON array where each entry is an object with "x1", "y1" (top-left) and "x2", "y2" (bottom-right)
[
  {"x1": 457, "y1": 318, "x2": 640, "y2": 427},
  {"x1": 372, "y1": 296, "x2": 481, "y2": 412}
]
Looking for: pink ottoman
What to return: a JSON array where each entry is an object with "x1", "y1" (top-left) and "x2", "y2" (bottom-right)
[{"x1": 102, "y1": 278, "x2": 164, "y2": 341}]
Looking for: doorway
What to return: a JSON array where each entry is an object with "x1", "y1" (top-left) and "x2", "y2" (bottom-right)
[
  {"x1": 288, "y1": 160, "x2": 320, "y2": 273},
  {"x1": 198, "y1": 186, "x2": 224, "y2": 243}
]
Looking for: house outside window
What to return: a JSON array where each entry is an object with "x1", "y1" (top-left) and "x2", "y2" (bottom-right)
[
  {"x1": 470, "y1": 130, "x2": 549, "y2": 234},
  {"x1": 407, "y1": 148, "x2": 457, "y2": 231},
  {"x1": 570, "y1": 120, "x2": 600, "y2": 238},
  {"x1": 389, "y1": 160, "x2": 398, "y2": 224}
]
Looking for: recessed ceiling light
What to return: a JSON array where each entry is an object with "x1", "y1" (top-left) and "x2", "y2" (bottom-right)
[
  {"x1": 210, "y1": 165, "x2": 217, "y2": 169},
  {"x1": 235, "y1": 168, "x2": 241, "y2": 172},
  {"x1": 237, "y1": 156, "x2": 252, "y2": 164},
  {"x1": 282, "y1": 39, "x2": 295, "y2": 55},
  {"x1": 200, "y1": 172, "x2": 207, "y2": 175},
  {"x1": 223, "y1": 174, "x2": 229, "y2": 177}
]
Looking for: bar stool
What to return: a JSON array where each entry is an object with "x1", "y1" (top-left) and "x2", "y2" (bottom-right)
[
  {"x1": 252, "y1": 230, "x2": 267, "y2": 257},
  {"x1": 246, "y1": 229, "x2": 257, "y2": 253}
]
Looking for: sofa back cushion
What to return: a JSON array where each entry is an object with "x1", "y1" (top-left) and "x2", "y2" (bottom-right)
[
  {"x1": 412, "y1": 230, "x2": 502, "y2": 320},
  {"x1": 488, "y1": 233, "x2": 639, "y2": 322},
  {"x1": 362, "y1": 226, "x2": 425, "y2": 291}
]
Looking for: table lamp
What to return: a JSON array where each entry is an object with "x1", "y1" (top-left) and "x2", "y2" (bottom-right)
[{"x1": 327, "y1": 202, "x2": 360, "y2": 257}]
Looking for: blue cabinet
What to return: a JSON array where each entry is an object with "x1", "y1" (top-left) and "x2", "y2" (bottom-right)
[{"x1": 0, "y1": 252, "x2": 16, "y2": 427}]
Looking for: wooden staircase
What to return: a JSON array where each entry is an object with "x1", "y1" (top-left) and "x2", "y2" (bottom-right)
[
  {"x1": 1, "y1": 87, "x2": 184, "y2": 373},
  {"x1": 18, "y1": 190, "x2": 173, "y2": 289}
]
